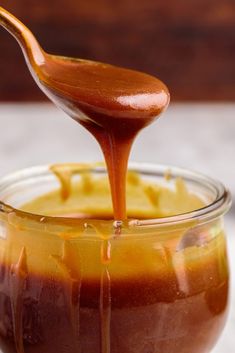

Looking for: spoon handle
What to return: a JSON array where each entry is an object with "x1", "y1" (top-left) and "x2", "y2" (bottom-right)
[{"x1": 0, "y1": 6, "x2": 44, "y2": 66}]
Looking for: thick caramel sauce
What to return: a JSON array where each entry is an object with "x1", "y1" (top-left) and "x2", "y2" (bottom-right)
[
  {"x1": 0, "y1": 6, "x2": 169, "y2": 220},
  {"x1": 0, "y1": 168, "x2": 228, "y2": 353},
  {"x1": 38, "y1": 57, "x2": 169, "y2": 220},
  {"x1": 0, "y1": 7, "x2": 229, "y2": 353}
]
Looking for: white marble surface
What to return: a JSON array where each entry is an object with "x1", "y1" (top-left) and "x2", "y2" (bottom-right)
[{"x1": 0, "y1": 102, "x2": 235, "y2": 352}]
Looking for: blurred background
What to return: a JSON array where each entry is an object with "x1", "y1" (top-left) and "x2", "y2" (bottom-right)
[
  {"x1": 0, "y1": 2, "x2": 235, "y2": 352},
  {"x1": 1, "y1": 0, "x2": 235, "y2": 101}
]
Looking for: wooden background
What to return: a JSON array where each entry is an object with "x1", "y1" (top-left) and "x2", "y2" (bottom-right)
[{"x1": 1, "y1": 0, "x2": 235, "y2": 101}]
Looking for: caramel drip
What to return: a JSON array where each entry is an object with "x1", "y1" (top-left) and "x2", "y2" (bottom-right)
[
  {"x1": 50, "y1": 163, "x2": 91, "y2": 200},
  {"x1": 101, "y1": 240, "x2": 111, "y2": 265},
  {"x1": 99, "y1": 239, "x2": 111, "y2": 353},
  {"x1": 51, "y1": 167, "x2": 72, "y2": 201},
  {"x1": 100, "y1": 267, "x2": 111, "y2": 353},
  {"x1": 10, "y1": 247, "x2": 27, "y2": 353},
  {"x1": 50, "y1": 163, "x2": 100, "y2": 201},
  {"x1": 51, "y1": 241, "x2": 82, "y2": 352}
]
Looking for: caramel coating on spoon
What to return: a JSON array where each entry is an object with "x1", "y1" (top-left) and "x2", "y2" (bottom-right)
[{"x1": 38, "y1": 56, "x2": 169, "y2": 120}]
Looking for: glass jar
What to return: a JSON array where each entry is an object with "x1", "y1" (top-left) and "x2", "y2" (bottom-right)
[{"x1": 0, "y1": 163, "x2": 231, "y2": 353}]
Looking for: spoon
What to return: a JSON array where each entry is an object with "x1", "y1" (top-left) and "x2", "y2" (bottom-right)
[
  {"x1": 0, "y1": 6, "x2": 170, "y2": 220},
  {"x1": 0, "y1": 6, "x2": 169, "y2": 123}
]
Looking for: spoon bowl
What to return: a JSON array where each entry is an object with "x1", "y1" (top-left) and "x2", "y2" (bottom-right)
[{"x1": 0, "y1": 6, "x2": 169, "y2": 125}]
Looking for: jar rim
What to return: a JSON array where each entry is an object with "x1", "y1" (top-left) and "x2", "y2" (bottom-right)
[{"x1": 0, "y1": 163, "x2": 232, "y2": 232}]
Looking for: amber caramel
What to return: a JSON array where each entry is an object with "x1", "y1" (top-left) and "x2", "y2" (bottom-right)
[{"x1": 0, "y1": 167, "x2": 229, "y2": 353}]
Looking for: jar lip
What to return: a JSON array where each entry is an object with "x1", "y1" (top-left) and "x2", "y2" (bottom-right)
[{"x1": 0, "y1": 163, "x2": 232, "y2": 230}]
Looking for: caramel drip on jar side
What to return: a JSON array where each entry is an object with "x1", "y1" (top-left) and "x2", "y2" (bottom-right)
[
  {"x1": 100, "y1": 267, "x2": 111, "y2": 353},
  {"x1": 51, "y1": 240, "x2": 82, "y2": 352},
  {"x1": 50, "y1": 163, "x2": 94, "y2": 201},
  {"x1": 101, "y1": 240, "x2": 112, "y2": 265},
  {"x1": 51, "y1": 168, "x2": 72, "y2": 201},
  {"x1": 10, "y1": 247, "x2": 27, "y2": 353},
  {"x1": 99, "y1": 238, "x2": 112, "y2": 353}
]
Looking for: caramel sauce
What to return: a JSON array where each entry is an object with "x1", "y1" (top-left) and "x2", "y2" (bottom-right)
[
  {"x1": 44, "y1": 59, "x2": 169, "y2": 220},
  {"x1": 0, "y1": 7, "x2": 229, "y2": 353},
  {"x1": 0, "y1": 223, "x2": 229, "y2": 353},
  {"x1": 0, "y1": 6, "x2": 169, "y2": 220},
  {"x1": 0, "y1": 168, "x2": 229, "y2": 353}
]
